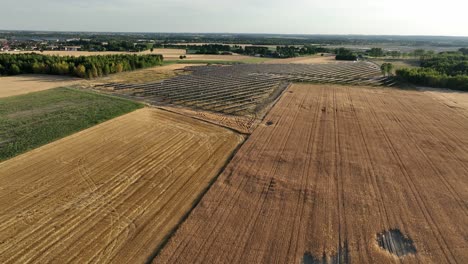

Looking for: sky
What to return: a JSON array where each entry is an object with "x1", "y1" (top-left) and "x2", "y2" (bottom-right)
[{"x1": 1, "y1": 0, "x2": 467, "y2": 36}]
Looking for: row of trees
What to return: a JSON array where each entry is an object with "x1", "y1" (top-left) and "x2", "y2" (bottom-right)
[
  {"x1": 396, "y1": 53, "x2": 468, "y2": 91},
  {"x1": 380, "y1": 63, "x2": 395, "y2": 76},
  {"x1": 63, "y1": 40, "x2": 154, "y2": 52},
  {"x1": 335, "y1": 48, "x2": 358, "y2": 61},
  {"x1": 396, "y1": 68, "x2": 468, "y2": 91},
  {"x1": 366, "y1": 47, "x2": 468, "y2": 58},
  {"x1": 0, "y1": 53, "x2": 163, "y2": 78},
  {"x1": 158, "y1": 44, "x2": 331, "y2": 58}
]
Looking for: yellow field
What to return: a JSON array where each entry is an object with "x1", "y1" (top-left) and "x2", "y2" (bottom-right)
[
  {"x1": 0, "y1": 74, "x2": 82, "y2": 98},
  {"x1": 3, "y1": 49, "x2": 262, "y2": 62},
  {"x1": 4, "y1": 48, "x2": 186, "y2": 58},
  {"x1": 0, "y1": 108, "x2": 243, "y2": 263},
  {"x1": 265, "y1": 54, "x2": 336, "y2": 64},
  {"x1": 93, "y1": 63, "x2": 200, "y2": 84}
]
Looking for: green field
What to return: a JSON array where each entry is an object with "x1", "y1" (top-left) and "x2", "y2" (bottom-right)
[{"x1": 0, "y1": 87, "x2": 143, "y2": 161}]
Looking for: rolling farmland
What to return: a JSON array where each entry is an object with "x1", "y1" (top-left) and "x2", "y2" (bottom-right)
[
  {"x1": 0, "y1": 108, "x2": 243, "y2": 263},
  {"x1": 0, "y1": 88, "x2": 142, "y2": 161},
  {"x1": 154, "y1": 84, "x2": 468, "y2": 264}
]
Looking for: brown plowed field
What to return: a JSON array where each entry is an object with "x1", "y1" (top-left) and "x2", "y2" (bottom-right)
[
  {"x1": 155, "y1": 84, "x2": 468, "y2": 263},
  {"x1": 0, "y1": 108, "x2": 243, "y2": 263}
]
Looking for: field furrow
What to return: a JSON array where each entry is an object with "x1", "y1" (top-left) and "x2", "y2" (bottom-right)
[
  {"x1": 154, "y1": 84, "x2": 468, "y2": 264},
  {"x1": 0, "y1": 108, "x2": 244, "y2": 263}
]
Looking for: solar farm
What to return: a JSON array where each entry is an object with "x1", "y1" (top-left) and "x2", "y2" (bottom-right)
[
  {"x1": 1, "y1": 57, "x2": 468, "y2": 264},
  {"x1": 95, "y1": 62, "x2": 394, "y2": 115}
]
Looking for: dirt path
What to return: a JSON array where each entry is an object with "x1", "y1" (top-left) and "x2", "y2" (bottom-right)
[
  {"x1": 154, "y1": 84, "x2": 468, "y2": 264},
  {"x1": 0, "y1": 108, "x2": 243, "y2": 263}
]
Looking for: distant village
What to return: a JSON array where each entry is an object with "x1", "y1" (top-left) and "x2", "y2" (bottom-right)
[{"x1": 0, "y1": 37, "x2": 156, "y2": 52}]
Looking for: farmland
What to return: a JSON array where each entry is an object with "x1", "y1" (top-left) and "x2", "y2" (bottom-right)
[
  {"x1": 0, "y1": 74, "x2": 82, "y2": 98},
  {"x1": 4, "y1": 49, "x2": 187, "y2": 58},
  {"x1": 0, "y1": 88, "x2": 142, "y2": 161},
  {"x1": 154, "y1": 83, "x2": 468, "y2": 263},
  {"x1": 0, "y1": 108, "x2": 243, "y2": 263},
  {"x1": 1, "y1": 31, "x2": 467, "y2": 264}
]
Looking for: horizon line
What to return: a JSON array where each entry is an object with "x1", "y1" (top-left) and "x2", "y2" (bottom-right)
[{"x1": 1, "y1": 29, "x2": 468, "y2": 39}]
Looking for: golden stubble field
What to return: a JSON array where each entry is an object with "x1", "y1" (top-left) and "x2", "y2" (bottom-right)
[
  {"x1": 4, "y1": 49, "x2": 186, "y2": 58},
  {"x1": 155, "y1": 84, "x2": 468, "y2": 264},
  {"x1": 4, "y1": 49, "x2": 264, "y2": 62},
  {"x1": 0, "y1": 74, "x2": 82, "y2": 98},
  {"x1": 0, "y1": 108, "x2": 243, "y2": 263}
]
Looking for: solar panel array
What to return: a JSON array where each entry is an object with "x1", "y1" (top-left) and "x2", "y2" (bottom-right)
[{"x1": 96, "y1": 62, "x2": 393, "y2": 115}]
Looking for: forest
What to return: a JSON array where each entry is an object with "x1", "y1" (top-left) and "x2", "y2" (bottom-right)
[
  {"x1": 0, "y1": 53, "x2": 163, "y2": 78},
  {"x1": 396, "y1": 50, "x2": 468, "y2": 91},
  {"x1": 158, "y1": 44, "x2": 330, "y2": 58}
]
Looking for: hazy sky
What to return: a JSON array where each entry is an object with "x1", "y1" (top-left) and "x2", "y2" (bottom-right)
[{"x1": 1, "y1": 0, "x2": 467, "y2": 36}]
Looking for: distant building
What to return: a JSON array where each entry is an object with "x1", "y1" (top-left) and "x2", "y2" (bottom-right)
[
  {"x1": 1, "y1": 44, "x2": 11, "y2": 52},
  {"x1": 64, "y1": 46, "x2": 81, "y2": 51},
  {"x1": 47, "y1": 45, "x2": 59, "y2": 50}
]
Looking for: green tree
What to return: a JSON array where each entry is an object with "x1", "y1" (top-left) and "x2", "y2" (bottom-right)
[
  {"x1": 380, "y1": 63, "x2": 394, "y2": 76},
  {"x1": 74, "y1": 65, "x2": 86, "y2": 78},
  {"x1": 9, "y1": 64, "x2": 21, "y2": 75},
  {"x1": 368, "y1": 48, "x2": 384, "y2": 57}
]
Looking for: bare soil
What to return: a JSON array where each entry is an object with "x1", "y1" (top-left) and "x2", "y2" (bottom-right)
[
  {"x1": 154, "y1": 83, "x2": 468, "y2": 264},
  {"x1": 0, "y1": 108, "x2": 243, "y2": 263}
]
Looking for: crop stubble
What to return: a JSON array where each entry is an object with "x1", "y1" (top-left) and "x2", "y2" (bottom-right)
[
  {"x1": 155, "y1": 84, "x2": 468, "y2": 263},
  {"x1": 0, "y1": 108, "x2": 243, "y2": 263}
]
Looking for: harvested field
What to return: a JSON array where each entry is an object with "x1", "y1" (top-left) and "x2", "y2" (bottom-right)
[
  {"x1": 265, "y1": 54, "x2": 336, "y2": 64},
  {"x1": 155, "y1": 83, "x2": 468, "y2": 264},
  {"x1": 92, "y1": 63, "x2": 200, "y2": 84},
  {"x1": 0, "y1": 108, "x2": 243, "y2": 263},
  {"x1": 0, "y1": 87, "x2": 142, "y2": 161},
  {"x1": 166, "y1": 54, "x2": 272, "y2": 63},
  {"x1": 0, "y1": 74, "x2": 82, "y2": 98},
  {"x1": 5, "y1": 50, "x2": 271, "y2": 63},
  {"x1": 423, "y1": 88, "x2": 468, "y2": 118},
  {"x1": 4, "y1": 48, "x2": 186, "y2": 58}
]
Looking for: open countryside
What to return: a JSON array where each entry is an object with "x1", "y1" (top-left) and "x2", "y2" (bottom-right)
[
  {"x1": 0, "y1": 1, "x2": 467, "y2": 263},
  {"x1": 0, "y1": 108, "x2": 243, "y2": 263},
  {"x1": 155, "y1": 83, "x2": 468, "y2": 263}
]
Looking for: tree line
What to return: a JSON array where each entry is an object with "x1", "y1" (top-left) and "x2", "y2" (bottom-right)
[
  {"x1": 396, "y1": 52, "x2": 468, "y2": 91},
  {"x1": 335, "y1": 48, "x2": 358, "y2": 61},
  {"x1": 0, "y1": 53, "x2": 164, "y2": 78},
  {"x1": 156, "y1": 44, "x2": 330, "y2": 58}
]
